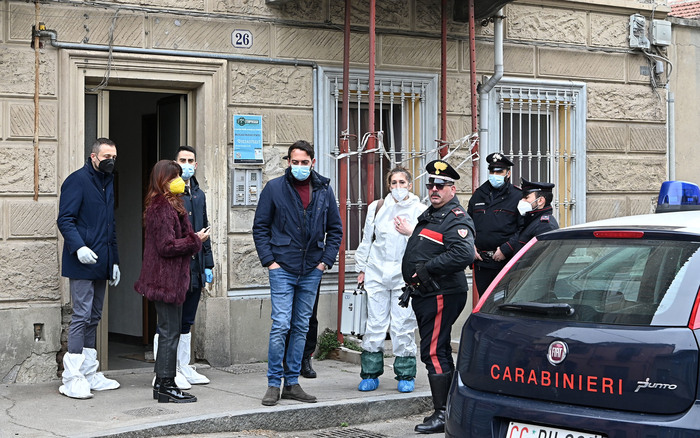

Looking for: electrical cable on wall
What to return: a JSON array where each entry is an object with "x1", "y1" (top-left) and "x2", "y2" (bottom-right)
[{"x1": 85, "y1": 9, "x2": 119, "y2": 92}]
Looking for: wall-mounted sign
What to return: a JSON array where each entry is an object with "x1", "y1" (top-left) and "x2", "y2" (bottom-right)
[
  {"x1": 232, "y1": 29, "x2": 253, "y2": 49},
  {"x1": 233, "y1": 115, "x2": 264, "y2": 164}
]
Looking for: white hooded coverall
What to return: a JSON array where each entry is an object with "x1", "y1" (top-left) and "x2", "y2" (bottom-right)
[{"x1": 354, "y1": 192, "x2": 427, "y2": 356}]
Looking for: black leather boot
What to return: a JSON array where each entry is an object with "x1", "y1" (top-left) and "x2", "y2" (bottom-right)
[
  {"x1": 153, "y1": 377, "x2": 162, "y2": 400},
  {"x1": 415, "y1": 372, "x2": 452, "y2": 434},
  {"x1": 157, "y1": 377, "x2": 197, "y2": 403},
  {"x1": 301, "y1": 356, "x2": 317, "y2": 378}
]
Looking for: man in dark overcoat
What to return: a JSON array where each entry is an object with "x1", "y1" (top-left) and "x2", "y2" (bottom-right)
[{"x1": 56, "y1": 137, "x2": 121, "y2": 399}]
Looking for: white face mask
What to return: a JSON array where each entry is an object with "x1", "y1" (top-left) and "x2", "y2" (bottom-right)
[
  {"x1": 391, "y1": 187, "x2": 409, "y2": 201},
  {"x1": 517, "y1": 199, "x2": 533, "y2": 216}
]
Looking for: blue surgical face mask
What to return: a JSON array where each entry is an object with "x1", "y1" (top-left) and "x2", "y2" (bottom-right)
[
  {"x1": 291, "y1": 164, "x2": 311, "y2": 181},
  {"x1": 489, "y1": 174, "x2": 505, "y2": 188},
  {"x1": 180, "y1": 163, "x2": 195, "y2": 180}
]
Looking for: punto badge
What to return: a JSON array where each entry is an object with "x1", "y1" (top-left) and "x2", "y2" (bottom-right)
[{"x1": 547, "y1": 340, "x2": 568, "y2": 365}]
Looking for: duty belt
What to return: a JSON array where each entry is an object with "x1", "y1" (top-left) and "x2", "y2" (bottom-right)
[{"x1": 478, "y1": 250, "x2": 495, "y2": 260}]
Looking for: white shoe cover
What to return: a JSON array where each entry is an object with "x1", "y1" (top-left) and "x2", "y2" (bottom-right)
[
  {"x1": 59, "y1": 353, "x2": 93, "y2": 399},
  {"x1": 82, "y1": 348, "x2": 120, "y2": 391},
  {"x1": 178, "y1": 333, "x2": 210, "y2": 385},
  {"x1": 154, "y1": 333, "x2": 191, "y2": 390}
]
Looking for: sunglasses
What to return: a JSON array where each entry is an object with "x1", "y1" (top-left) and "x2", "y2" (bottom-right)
[{"x1": 425, "y1": 183, "x2": 454, "y2": 191}]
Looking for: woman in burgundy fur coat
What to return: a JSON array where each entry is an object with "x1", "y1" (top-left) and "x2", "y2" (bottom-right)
[{"x1": 135, "y1": 160, "x2": 209, "y2": 403}]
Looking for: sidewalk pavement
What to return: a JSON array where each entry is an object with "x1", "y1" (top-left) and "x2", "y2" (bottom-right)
[{"x1": 0, "y1": 353, "x2": 432, "y2": 438}]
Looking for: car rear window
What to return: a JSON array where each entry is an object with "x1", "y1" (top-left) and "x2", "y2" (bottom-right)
[{"x1": 480, "y1": 238, "x2": 700, "y2": 326}]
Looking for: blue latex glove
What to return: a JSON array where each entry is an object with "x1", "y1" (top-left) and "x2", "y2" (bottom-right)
[{"x1": 205, "y1": 268, "x2": 213, "y2": 284}]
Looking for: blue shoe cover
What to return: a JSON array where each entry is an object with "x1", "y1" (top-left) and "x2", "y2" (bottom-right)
[
  {"x1": 358, "y1": 378, "x2": 379, "y2": 391},
  {"x1": 397, "y1": 379, "x2": 415, "y2": 393}
]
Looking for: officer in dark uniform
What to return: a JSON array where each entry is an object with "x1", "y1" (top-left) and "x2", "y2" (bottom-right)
[
  {"x1": 401, "y1": 160, "x2": 475, "y2": 434},
  {"x1": 513, "y1": 178, "x2": 559, "y2": 253},
  {"x1": 467, "y1": 152, "x2": 523, "y2": 297}
]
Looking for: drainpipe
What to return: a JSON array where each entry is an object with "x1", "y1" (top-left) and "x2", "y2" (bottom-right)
[
  {"x1": 474, "y1": 8, "x2": 504, "y2": 307},
  {"x1": 477, "y1": 8, "x2": 505, "y2": 185},
  {"x1": 366, "y1": 0, "x2": 377, "y2": 206},
  {"x1": 337, "y1": 0, "x2": 352, "y2": 344},
  {"x1": 439, "y1": 0, "x2": 448, "y2": 156},
  {"x1": 667, "y1": 88, "x2": 675, "y2": 180},
  {"x1": 469, "y1": 0, "x2": 478, "y2": 191},
  {"x1": 32, "y1": 2, "x2": 41, "y2": 201}
]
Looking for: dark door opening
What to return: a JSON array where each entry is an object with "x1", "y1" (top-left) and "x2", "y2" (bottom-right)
[{"x1": 85, "y1": 89, "x2": 187, "y2": 369}]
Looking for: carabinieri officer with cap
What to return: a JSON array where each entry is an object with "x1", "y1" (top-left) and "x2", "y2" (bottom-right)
[
  {"x1": 467, "y1": 152, "x2": 523, "y2": 297},
  {"x1": 512, "y1": 178, "x2": 559, "y2": 253},
  {"x1": 401, "y1": 159, "x2": 475, "y2": 434}
]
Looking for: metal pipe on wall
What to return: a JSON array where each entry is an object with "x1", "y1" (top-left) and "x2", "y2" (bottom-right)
[
  {"x1": 474, "y1": 8, "x2": 504, "y2": 306},
  {"x1": 366, "y1": 0, "x2": 377, "y2": 206},
  {"x1": 440, "y1": 0, "x2": 448, "y2": 157},
  {"x1": 33, "y1": 1, "x2": 41, "y2": 201},
  {"x1": 667, "y1": 89, "x2": 675, "y2": 180},
  {"x1": 469, "y1": 0, "x2": 479, "y2": 193},
  {"x1": 337, "y1": 0, "x2": 352, "y2": 344},
  {"x1": 477, "y1": 8, "x2": 505, "y2": 185}
]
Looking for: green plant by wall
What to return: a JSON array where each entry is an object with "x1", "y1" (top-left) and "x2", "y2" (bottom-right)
[
  {"x1": 316, "y1": 328, "x2": 341, "y2": 360},
  {"x1": 343, "y1": 338, "x2": 362, "y2": 352}
]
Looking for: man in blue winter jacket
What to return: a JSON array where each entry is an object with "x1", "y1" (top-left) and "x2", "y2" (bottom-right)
[
  {"x1": 253, "y1": 140, "x2": 343, "y2": 406},
  {"x1": 56, "y1": 138, "x2": 121, "y2": 399}
]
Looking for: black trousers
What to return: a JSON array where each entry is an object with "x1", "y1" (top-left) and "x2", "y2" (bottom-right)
[
  {"x1": 154, "y1": 301, "x2": 182, "y2": 378},
  {"x1": 473, "y1": 264, "x2": 502, "y2": 298},
  {"x1": 412, "y1": 293, "x2": 466, "y2": 375},
  {"x1": 181, "y1": 285, "x2": 202, "y2": 334}
]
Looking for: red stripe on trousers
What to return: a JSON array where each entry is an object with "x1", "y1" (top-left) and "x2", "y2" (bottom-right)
[{"x1": 430, "y1": 295, "x2": 444, "y2": 374}]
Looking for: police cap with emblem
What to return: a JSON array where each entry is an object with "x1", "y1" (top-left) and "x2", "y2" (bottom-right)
[
  {"x1": 521, "y1": 178, "x2": 555, "y2": 194},
  {"x1": 426, "y1": 160, "x2": 460, "y2": 184},
  {"x1": 486, "y1": 152, "x2": 514, "y2": 171}
]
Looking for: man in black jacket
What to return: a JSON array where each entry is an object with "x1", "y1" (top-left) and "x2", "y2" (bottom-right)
[
  {"x1": 467, "y1": 153, "x2": 523, "y2": 297},
  {"x1": 402, "y1": 160, "x2": 475, "y2": 434},
  {"x1": 513, "y1": 178, "x2": 559, "y2": 253}
]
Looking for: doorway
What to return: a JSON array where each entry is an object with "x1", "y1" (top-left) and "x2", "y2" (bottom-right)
[
  {"x1": 85, "y1": 89, "x2": 190, "y2": 369},
  {"x1": 62, "y1": 52, "x2": 228, "y2": 370}
]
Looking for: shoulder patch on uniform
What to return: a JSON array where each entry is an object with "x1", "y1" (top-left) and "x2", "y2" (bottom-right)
[
  {"x1": 457, "y1": 229, "x2": 469, "y2": 238},
  {"x1": 451, "y1": 208, "x2": 465, "y2": 216},
  {"x1": 541, "y1": 215, "x2": 550, "y2": 222}
]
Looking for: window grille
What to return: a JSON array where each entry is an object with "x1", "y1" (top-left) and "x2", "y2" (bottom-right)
[
  {"x1": 315, "y1": 68, "x2": 438, "y2": 251},
  {"x1": 486, "y1": 79, "x2": 587, "y2": 226}
]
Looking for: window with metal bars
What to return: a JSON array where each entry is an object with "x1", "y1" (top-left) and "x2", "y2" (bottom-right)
[
  {"x1": 484, "y1": 79, "x2": 587, "y2": 226},
  {"x1": 315, "y1": 67, "x2": 438, "y2": 251}
]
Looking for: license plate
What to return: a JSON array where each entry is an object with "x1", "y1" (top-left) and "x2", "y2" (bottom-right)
[{"x1": 506, "y1": 421, "x2": 603, "y2": 438}]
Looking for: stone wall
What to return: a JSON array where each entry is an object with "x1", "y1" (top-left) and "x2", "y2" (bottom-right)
[
  {"x1": 0, "y1": 0, "x2": 675, "y2": 381},
  {"x1": 669, "y1": 17, "x2": 700, "y2": 186}
]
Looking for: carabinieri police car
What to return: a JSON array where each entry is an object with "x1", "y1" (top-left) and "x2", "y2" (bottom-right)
[{"x1": 446, "y1": 181, "x2": 700, "y2": 438}]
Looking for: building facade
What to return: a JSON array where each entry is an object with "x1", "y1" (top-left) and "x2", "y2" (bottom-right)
[{"x1": 0, "y1": 0, "x2": 672, "y2": 382}]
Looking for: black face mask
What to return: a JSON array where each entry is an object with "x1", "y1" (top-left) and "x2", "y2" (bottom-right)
[{"x1": 95, "y1": 157, "x2": 115, "y2": 174}]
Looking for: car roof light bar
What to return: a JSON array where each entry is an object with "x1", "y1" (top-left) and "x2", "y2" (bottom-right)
[
  {"x1": 593, "y1": 230, "x2": 645, "y2": 239},
  {"x1": 656, "y1": 181, "x2": 700, "y2": 213}
]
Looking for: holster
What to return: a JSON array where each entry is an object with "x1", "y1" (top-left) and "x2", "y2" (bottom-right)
[{"x1": 414, "y1": 263, "x2": 440, "y2": 295}]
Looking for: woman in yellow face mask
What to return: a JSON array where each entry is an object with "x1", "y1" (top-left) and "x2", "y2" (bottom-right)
[{"x1": 134, "y1": 160, "x2": 210, "y2": 403}]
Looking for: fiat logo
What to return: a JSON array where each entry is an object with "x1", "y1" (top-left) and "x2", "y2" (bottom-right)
[{"x1": 547, "y1": 340, "x2": 568, "y2": 365}]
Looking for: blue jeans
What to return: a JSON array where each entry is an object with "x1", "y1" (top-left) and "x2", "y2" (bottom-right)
[{"x1": 267, "y1": 267, "x2": 322, "y2": 387}]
